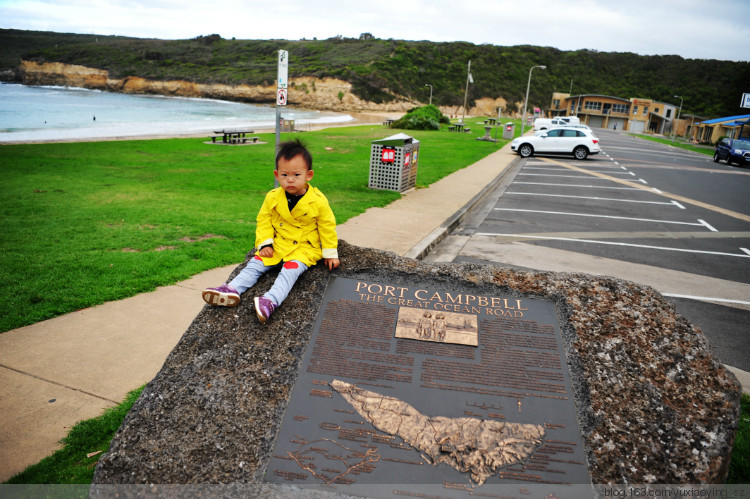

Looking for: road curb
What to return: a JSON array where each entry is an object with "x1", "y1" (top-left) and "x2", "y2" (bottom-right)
[{"x1": 404, "y1": 155, "x2": 522, "y2": 260}]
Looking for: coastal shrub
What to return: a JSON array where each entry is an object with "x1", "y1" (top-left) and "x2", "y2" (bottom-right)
[{"x1": 391, "y1": 105, "x2": 449, "y2": 130}]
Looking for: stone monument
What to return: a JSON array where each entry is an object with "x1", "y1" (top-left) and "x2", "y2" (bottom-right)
[{"x1": 93, "y1": 241, "x2": 741, "y2": 498}]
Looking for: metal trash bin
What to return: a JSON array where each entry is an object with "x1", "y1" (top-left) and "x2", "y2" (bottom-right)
[
  {"x1": 369, "y1": 133, "x2": 420, "y2": 192},
  {"x1": 502, "y1": 122, "x2": 516, "y2": 140}
]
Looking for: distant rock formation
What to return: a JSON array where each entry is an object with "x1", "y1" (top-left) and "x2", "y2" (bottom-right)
[
  {"x1": 18, "y1": 60, "x2": 418, "y2": 113},
  {"x1": 15, "y1": 60, "x2": 512, "y2": 117}
]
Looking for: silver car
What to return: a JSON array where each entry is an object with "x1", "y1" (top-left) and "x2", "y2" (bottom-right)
[{"x1": 512, "y1": 127, "x2": 601, "y2": 160}]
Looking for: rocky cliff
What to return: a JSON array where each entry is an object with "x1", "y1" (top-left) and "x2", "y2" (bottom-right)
[
  {"x1": 17, "y1": 60, "x2": 513, "y2": 116},
  {"x1": 18, "y1": 60, "x2": 419, "y2": 113}
]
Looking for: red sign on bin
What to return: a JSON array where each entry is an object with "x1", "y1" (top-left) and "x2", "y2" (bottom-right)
[{"x1": 381, "y1": 148, "x2": 396, "y2": 163}]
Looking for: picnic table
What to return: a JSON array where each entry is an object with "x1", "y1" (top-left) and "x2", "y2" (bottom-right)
[
  {"x1": 211, "y1": 130, "x2": 257, "y2": 144},
  {"x1": 449, "y1": 123, "x2": 471, "y2": 133},
  {"x1": 383, "y1": 119, "x2": 395, "y2": 126},
  {"x1": 484, "y1": 118, "x2": 498, "y2": 125}
]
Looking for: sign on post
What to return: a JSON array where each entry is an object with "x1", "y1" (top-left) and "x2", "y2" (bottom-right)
[
  {"x1": 277, "y1": 88, "x2": 288, "y2": 106},
  {"x1": 741, "y1": 93, "x2": 750, "y2": 109},
  {"x1": 277, "y1": 50, "x2": 288, "y2": 108},
  {"x1": 278, "y1": 50, "x2": 288, "y2": 89},
  {"x1": 275, "y1": 49, "x2": 289, "y2": 188}
]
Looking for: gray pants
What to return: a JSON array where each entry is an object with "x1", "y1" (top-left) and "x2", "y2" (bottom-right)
[{"x1": 229, "y1": 256, "x2": 308, "y2": 306}]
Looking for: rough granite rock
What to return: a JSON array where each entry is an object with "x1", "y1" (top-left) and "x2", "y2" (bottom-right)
[{"x1": 93, "y1": 241, "x2": 741, "y2": 486}]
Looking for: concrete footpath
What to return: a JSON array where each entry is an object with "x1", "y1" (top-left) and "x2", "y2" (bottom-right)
[{"x1": 0, "y1": 143, "x2": 747, "y2": 482}]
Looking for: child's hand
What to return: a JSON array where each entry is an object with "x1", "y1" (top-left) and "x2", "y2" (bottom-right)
[
  {"x1": 325, "y1": 258, "x2": 340, "y2": 271},
  {"x1": 258, "y1": 246, "x2": 274, "y2": 258}
]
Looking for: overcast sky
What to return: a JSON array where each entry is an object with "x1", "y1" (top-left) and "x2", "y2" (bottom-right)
[{"x1": 2, "y1": 0, "x2": 748, "y2": 62}]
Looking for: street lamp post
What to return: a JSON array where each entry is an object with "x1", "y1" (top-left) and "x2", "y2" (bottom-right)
[
  {"x1": 461, "y1": 61, "x2": 473, "y2": 124},
  {"x1": 424, "y1": 84, "x2": 433, "y2": 106},
  {"x1": 672, "y1": 95, "x2": 683, "y2": 143},
  {"x1": 521, "y1": 65, "x2": 546, "y2": 136}
]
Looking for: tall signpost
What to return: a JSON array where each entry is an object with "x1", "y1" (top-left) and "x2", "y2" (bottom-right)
[{"x1": 275, "y1": 49, "x2": 288, "y2": 187}]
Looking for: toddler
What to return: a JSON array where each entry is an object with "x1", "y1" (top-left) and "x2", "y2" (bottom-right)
[{"x1": 202, "y1": 138, "x2": 339, "y2": 323}]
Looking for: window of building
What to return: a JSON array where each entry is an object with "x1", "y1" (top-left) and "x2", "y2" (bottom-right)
[
  {"x1": 666, "y1": 109, "x2": 672, "y2": 118},
  {"x1": 643, "y1": 107, "x2": 649, "y2": 115},
  {"x1": 612, "y1": 104, "x2": 630, "y2": 114},
  {"x1": 655, "y1": 107, "x2": 660, "y2": 113},
  {"x1": 584, "y1": 101, "x2": 602, "y2": 111},
  {"x1": 552, "y1": 99, "x2": 560, "y2": 109},
  {"x1": 633, "y1": 105, "x2": 638, "y2": 115}
]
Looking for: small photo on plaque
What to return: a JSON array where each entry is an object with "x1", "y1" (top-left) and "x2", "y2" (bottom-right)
[{"x1": 395, "y1": 307, "x2": 478, "y2": 346}]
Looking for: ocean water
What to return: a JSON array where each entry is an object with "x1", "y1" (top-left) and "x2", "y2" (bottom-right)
[{"x1": 0, "y1": 83, "x2": 352, "y2": 143}]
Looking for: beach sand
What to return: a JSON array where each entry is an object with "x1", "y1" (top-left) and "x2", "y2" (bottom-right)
[{"x1": 1, "y1": 111, "x2": 405, "y2": 145}]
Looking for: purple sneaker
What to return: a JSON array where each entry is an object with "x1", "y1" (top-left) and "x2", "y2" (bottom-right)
[
  {"x1": 254, "y1": 296, "x2": 276, "y2": 324},
  {"x1": 202, "y1": 284, "x2": 240, "y2": 307}
]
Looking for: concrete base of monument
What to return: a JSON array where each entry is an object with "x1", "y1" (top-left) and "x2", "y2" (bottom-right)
[{"x1": 92, "y1": 241, "x2": 741, "y2": 496}]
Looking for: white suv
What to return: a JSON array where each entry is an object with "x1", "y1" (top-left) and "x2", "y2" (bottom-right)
[
  {"x1": 512, "y1": 127, "x2": 601, "y2": 160},
  {"x1": 534, "y1": 124, "x2": 590, "y2": 136}
]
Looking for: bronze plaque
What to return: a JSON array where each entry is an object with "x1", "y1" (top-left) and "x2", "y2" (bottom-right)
[{"x1": 267, "y1": 277, "x2": 592, "y2": 498}]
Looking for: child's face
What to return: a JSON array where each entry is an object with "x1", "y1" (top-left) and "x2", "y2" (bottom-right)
[{"x1": 274, "y1": 154, "x2": 314, "y2": 196}]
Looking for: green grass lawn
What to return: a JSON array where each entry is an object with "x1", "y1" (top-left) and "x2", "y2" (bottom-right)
[
  {"x1": 0, "y1": 118, "x2": 507, "y2": 333},
  {"x1": 4, "y1": 119, "x2": 748, "y2": 486},
  {"x1": 628, "y1": 133, "x2": 716, "y2": 157}
]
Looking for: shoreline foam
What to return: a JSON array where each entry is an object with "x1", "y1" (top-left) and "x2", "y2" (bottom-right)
[{"x1": 0, "y1": 111, "x2": 402, "y2": 145}]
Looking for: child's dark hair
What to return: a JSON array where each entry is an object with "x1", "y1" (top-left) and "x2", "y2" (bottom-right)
[{"x1": 275, "y1": 138, "x2": 312, "y2": 170}]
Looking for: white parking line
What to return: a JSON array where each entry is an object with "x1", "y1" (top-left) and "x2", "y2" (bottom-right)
[
  {"x1": 522, "y1": 166, "x2": 626, "y2": 173},
  {"x1": 662, "y1": 293, "x2": 750, "y2": 306},
  {"x1": 741, "y1": 248, "x2": 750, "y2": 256},
  {"x1": 698, "y1": 219, "x2": 718, "y2": 232},
  {"x1": 517, "y1": 173, "x2": 615, "y2": 179},
  {"x1": 513, "y1": 182, "x2": 642, "y2": 191},
  {"x1": 493, "y1": 208, "x2": 712, "y2": 227},
  {"x1": 671, "y1": 200, "x2": 686, "y2": 209},
  {"x1": 505, "y1": 192, "x2": 680, "y2": 206},
  {"x1": 476, "y1": 232, "x2": 750, "y2": 258},
  {"x1": 538, "y1": 157, "x2": 750, "y2": 223}
]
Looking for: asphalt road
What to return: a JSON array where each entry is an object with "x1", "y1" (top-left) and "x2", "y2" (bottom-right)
[{"x1": 426, "y1": 129, "x2": 750, "y2": 372}]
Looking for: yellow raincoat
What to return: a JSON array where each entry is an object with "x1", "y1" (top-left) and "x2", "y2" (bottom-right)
[{"x1": 254, "y1": 184, "x2": 338, "y2": 267}]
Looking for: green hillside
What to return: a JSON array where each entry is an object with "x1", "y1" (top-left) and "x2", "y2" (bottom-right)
[{"x1": 1, "y1": 29, "x2": 748, "y2": 117}]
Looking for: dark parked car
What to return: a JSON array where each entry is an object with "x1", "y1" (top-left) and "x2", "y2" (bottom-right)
[{"x1": 714, "y1": 137, "x2": 750, "y2": 167}]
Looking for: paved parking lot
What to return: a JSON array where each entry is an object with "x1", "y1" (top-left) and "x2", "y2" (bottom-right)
[{"x1": 427, "y1": 130, "x2": 750, "y2": 372}]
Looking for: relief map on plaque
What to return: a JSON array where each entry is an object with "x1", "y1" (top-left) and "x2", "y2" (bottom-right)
[{"x1": 267, "y1": 277, "x2": 592, "y2": 499}]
